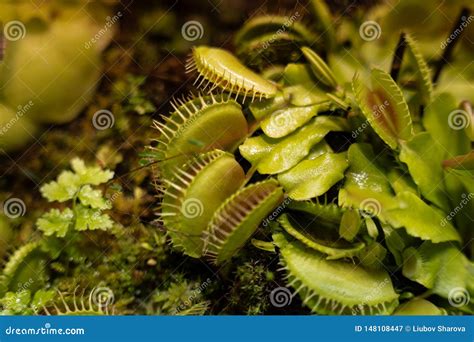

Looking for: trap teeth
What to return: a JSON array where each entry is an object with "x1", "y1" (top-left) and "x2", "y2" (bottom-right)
[
  {"x1": 159, "y1": 150, "x2": 245, "y2": 258},
  {"x1": 187, "y1": 46, "x2": 278, "y2": 102},
  {"x1": 203, "y1": 179, "x2": 284, "y2": 265},
  {"x1": 150, "y1": 93, "x2": 248, "y2": 179}
]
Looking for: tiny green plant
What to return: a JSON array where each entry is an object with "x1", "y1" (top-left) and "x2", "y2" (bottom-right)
[{"x1": 37, "y1": 158, "x2": 114, "y2": 237}]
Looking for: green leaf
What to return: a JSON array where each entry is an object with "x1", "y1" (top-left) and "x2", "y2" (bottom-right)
[
  {"x1": 31, "y1": 289, "x2": 55, "y2": 311},
  {"x1": 78, "y1": 185, "x2": 111, "y2": 210},
  {"x1": 387, "y1": 169, "x2": 417, "y2": 195},
  {"x1": 260, "y1": 104, "x2": 323, "y2": 138},
  {"x1": 340, "y1": 188, "x2": 461, "y2": 243},
  {"x1": 278, "y1": 152, "x2": 348, "y2": 200},
  {"x1": 40, "y1": 171, "x2": 79, "y2": 202},
  {"x1": 394, "y1": 299, "x2": 445, "y2": 315},
  {"x1": 399, "y1": 132, "x2": 450, "y2": 211},
  {"x1": 384, "y1": 192, "x2": 461, "y2": 243},
  {"x1": 422, "y1": 93, "x2": 470, "y2": 158},
  {"x1": 75, "y1": 206, "x2": 113, "y2": 231},
  {"x1": 71, "y1": 158, "x2": 114, "y2": 186},
  {"x1": 342, "y1": 143, "x2": 392, "y2": 194},
  {"x1": 308, "y1": 0, "x2": 335, "y2": 50},
  {"x1": 352, "y1": 69, "x2": 413, "y2": 149},
  {"x1": 403, "y1": 242, "x2": 472, "y2": 301},
  {"x1": 239, "y1": 116, "x2": 348, "y2": 174},
  {"x1": 36, "y1": 208, "x2": 74, "y2": 237},
  {"x1": 339, "y1": 209, "x2": 362, "y2": 241},
  {"x1": 404, "y1": 34, "x2": 433, "y2": 106},
  {"x1": 1, "y1": 290, "x2": 31, "y2": 314},
  {"x1": 381, "y1": 223, "x2": 412, "y2": 266},
  {"x1": 282, "y1": 64, "x2": 330, "y2": 106},
  {"x1": 301, "y1": 46, "x2": 338, "y2": 88}
]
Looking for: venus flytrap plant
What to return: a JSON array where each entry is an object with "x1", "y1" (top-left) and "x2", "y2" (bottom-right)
[{"x1": 151, "y1": 3, "x2": 473, "y2": 315}]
